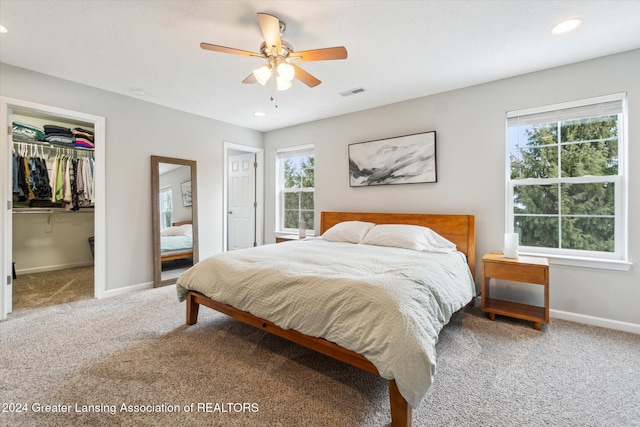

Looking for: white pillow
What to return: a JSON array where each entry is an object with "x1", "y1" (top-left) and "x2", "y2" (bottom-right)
[
  {"x1": 321, "y1": 221, "x2": 376, "y2": 243},
  {"x1": 361, "y1": 224, "x2": 456, "y2": 252},
  {"x1": 161, "y1": 226, "x2": 179, "y2": 237},
  {"x1": 178, "y1": 223, "x2": 193, "y2": 236},
  {"x1": 161, "y1": 224, "x2": 192, "y2": 237}
]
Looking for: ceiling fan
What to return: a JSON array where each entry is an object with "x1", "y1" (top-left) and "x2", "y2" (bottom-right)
[{"x1": 200, "y1": 12, "x2": 348, "y2": 93}]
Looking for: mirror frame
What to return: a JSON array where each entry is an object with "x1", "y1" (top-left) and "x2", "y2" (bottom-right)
[{"x1": 151, "y1": 156, "x2": 199, "y2": 287}]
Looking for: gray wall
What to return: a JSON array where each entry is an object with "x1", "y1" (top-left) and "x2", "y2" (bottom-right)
[
  {"x1": 159, "y1": 166, "x2": 192, "y2": 224},
  {"x1": 1, "y1": 62, "x2": 263, "y2": 291},
  {"x1": 264, "y1": 49, "x2": 640, "y2": 326}
]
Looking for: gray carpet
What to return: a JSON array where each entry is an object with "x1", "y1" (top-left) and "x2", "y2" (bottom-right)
[
  {"x1": 1, "y1": 285, "x2": 638, "y2": 426},
  {"x1": 12, "y1": 266, "x2": 94, "y2": 311}
]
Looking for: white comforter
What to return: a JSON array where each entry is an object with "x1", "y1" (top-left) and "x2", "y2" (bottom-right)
[
  {"x1": 161, "y1": 235, "x2": 192, "y2": 252},
  {"x1": 176, "y1": 239, "x2": 475, "y2": 408}
]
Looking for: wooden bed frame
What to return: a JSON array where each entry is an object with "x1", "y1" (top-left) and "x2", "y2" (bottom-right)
[
  {"x1": 185, "y1": 212, "x2": 476, "y2": 427},
  {"x1": 161, "y1": 220, "x2": 193, "y2": 262}
]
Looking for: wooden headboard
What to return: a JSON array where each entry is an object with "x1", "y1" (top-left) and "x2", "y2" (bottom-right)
[
  {"x1": 172, "y1": 220, "x2": 192, "y2": 226},
  {"x1": 320, "y1": 212, "x2": 476, "y2": 279}
]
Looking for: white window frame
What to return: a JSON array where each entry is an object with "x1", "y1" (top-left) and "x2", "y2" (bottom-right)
[
  {"x1": 276, "y1": 144, "x2": 315, "y2": 234},
  {"x1": 159, "y1": 185, "x2": 173, "y2": 230},
  {"x1": 505, "y1": 93, "x2": 630, "y2": 271}
]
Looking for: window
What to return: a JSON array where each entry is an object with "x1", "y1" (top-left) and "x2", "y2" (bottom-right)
[
  {"x1": 276, "y1": 144, "x2": 314, "y2": 233},
  {"x1": 506, "y1": 93, "x2": 628, "y2": 269},
  {"x1": 159, "y1": 186, "x2": 174, "y2": 230}
]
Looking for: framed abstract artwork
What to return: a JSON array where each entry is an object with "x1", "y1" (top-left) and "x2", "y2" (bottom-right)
[
  {"x1": 348, "y1": 131, "x2": 437, "y2": 187},
  {"x1": 180, "y1": 180, "x2": 192, "y2": 207}
]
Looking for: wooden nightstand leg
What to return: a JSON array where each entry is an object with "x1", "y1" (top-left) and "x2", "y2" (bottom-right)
[
  {"x1": 533, "y1": 322, "x2": 541, "y2": 331},
  {"x1": 488, "y1": 313, "x2": 495, "y2": 321}
]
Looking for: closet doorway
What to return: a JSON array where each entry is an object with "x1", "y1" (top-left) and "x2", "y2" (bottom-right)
[
  {"x1": 223, "y1": 142, "x2": 264, "y2": 252},
  {"x1": 0, "y1": 97, "x2": 106, "y2": 320}
]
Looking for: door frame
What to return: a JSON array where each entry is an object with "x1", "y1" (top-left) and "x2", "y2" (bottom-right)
[
  {"x1": 1, "y1": 97, "x2": 106, "y2": 319},
  {"x1": 223, "y1": 141, "x2": 263, "y2": 252}
]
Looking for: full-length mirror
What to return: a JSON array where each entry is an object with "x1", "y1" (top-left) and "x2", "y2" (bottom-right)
[{"x1": 151, "y1": 156, "x2": 198, "y2": 287}]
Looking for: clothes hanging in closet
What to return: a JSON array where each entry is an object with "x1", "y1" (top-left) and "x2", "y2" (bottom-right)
[
  {"x1": 13, "y1": 153, "x2": 50, "y2": 201},
  {"x1": 49, "y1": 155, "x2": 95, "y2": 210},
  {"x1": 13, "y1": 145, "x2": 95, "y2": 210}
]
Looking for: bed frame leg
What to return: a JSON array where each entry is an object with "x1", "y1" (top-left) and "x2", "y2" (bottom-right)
[
  {"x1": 186, "y1": 292, "x2": 199, "y2": 325},
  {"x1": 389, "y1": 380, "x2": 412, "y2": 427}
]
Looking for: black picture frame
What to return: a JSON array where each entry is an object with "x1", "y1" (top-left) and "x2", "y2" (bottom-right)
[
  {"x1": 180, "y1": 181, "x2": 192, "y2": 207},
  {"x1": 348, "y1": 131, "x2": 437, "y2": 187}
]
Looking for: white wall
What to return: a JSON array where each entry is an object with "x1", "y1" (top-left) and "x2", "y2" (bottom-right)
[
  {"x1": 264, "y1": 50, "x2": 640, "y2": 327},
  {"x1": 0, "y1": 62, "x2": 263, "y2": 291},
  {"x1": 13, "y1": 211, "x2": 94, "y2": 273}
]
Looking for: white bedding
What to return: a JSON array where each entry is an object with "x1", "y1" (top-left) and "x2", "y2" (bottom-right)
[
  {"x1": 161, "y1": 235, "x2": 192, "y2": 252},
  {"x1": 176, "y1": 239, "x2": 475, "y2": 408}
]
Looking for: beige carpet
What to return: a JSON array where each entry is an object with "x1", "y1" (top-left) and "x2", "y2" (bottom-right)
[
  {"x1": 12, "y1": 266, "x2": 94, "y2": 311},
  {"x1": 1, "y1": 285, "x2": 639, "y2": 426}
]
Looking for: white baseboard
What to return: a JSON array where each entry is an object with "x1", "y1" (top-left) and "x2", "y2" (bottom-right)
[
  {"x1": 550, "y1": 309, "x2": 640, "y2": 334},
  {"x1": 15, "y1": 261, "x2": 94, "y2": 275},
  {"x1": 102, "y1": 281, "x2": 154, "y2": 298}
]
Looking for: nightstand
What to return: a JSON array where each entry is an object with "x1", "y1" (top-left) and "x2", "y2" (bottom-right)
[
  {"x1": 481, "y1": 253, "x2": 549, "y2": 330},
  {"x1": 275, "y1": 235, "x2": 300, "y2": 243}
]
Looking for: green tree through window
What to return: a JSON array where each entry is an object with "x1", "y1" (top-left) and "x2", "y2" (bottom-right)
[
  {"x1": 277, "y1": 146, "x2": 314, "y2": 232},
  {"x1": 507, "y1": 94, "x2": 625, "y2": 260}
]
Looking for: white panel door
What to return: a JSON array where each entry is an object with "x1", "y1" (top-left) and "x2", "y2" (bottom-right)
[{"x1": 228, "y1": 153, "x2": 256, "y2": 251}]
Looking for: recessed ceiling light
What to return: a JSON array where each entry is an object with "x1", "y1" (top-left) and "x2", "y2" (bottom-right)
[
  {"x1": 551, "y1": 18, "x2": 582, "y2": 35},
  {"x1": 253, "y1": 112, "x2": 266, "y2": 117},
  {"x1": 0, "y1": 25, "x2": 8, "y2": 34}
]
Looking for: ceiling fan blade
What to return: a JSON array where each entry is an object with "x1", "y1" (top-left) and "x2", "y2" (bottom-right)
[
  {"x1": 200, "y1": 42, "x2": 261, "y2": 57},
  {"x1": 292, "y1": 65, "x2": 321, "y2": 87},
  {"x1": 257, "y1": 13, "x2": 282, "y2": 55},
  {"x1": 242, "y1": 73, "x2": 257, "y2": 84},
  {"x1": 290, "y1": 46, "x2": 348, "y2": 62}
]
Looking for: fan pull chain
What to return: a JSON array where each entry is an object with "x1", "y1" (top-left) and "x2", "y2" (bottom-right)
[{"x1": 270, "y1": 73, "x2": 279, "y2": 108}]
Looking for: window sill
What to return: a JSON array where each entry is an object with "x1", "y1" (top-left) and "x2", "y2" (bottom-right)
[
  {"x1": 274, "y1": 231, "x2": 316, "y2": 238},
  {"x1": 519, "y1": 252, "x2": 632, "y2": 271}
]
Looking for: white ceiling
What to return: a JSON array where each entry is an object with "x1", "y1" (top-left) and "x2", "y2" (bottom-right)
[{"x1": 1, "y1": 1, "x2": 639, "y2": 132}]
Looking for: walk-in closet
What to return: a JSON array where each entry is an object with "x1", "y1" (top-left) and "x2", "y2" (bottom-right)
[{"x1": 1, "y1": 98, "x2": 105, "y2": 315}]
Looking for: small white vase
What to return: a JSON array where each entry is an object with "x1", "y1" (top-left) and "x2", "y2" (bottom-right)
[{"x1": 504, "y1": 233, "x2": 519, "y2": 258}]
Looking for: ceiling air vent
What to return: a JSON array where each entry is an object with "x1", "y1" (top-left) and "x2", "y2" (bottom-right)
[{"x1": 339, "y1": 87, "x2": 365, "y2": 97}]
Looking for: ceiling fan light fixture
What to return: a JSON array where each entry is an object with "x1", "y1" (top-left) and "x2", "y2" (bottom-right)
[
  {"x1": 276, "y1": 76, "x2": 292, "y2": 91},
  {"x1": 253, "y1": 65, "x2": 272, "y2": 86},
  {"x1": 201, "y1": 12, "x2": 347, "y2": 97},
  {"x1": 276, "y1": 62, "x2": 295, "y2": 82}
]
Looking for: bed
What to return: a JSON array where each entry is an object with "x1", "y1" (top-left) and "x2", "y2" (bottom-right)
[
  {"x1": 160, "y1": 220, "x2": 193, "y2": 262},
  {"x1": 176, "y1": 212, "x2": 476, "y2": 427}
]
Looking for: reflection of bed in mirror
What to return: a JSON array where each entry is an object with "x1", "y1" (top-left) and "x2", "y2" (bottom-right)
[{"x1": 161, "y1": 220, "x2": 193, "y2": 262}]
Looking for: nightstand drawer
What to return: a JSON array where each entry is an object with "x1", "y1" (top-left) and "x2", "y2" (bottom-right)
[{"x1": 483, "y1": 262, "x2": 547, "y2": 284}]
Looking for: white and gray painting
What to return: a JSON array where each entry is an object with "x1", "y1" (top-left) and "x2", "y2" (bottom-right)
[{"x1": 349, "y1": 132, "x2": 436, "y2": 186}]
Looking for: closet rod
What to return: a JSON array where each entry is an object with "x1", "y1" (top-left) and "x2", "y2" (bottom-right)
[
  {"x1": 12, "y1": 140, "x2": 94, "y2": 156},
  {"x1": 12, "y1": 209, "x2": 94, "y2": 214}
]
